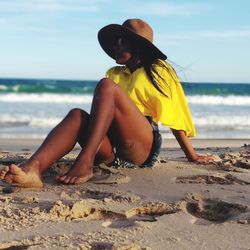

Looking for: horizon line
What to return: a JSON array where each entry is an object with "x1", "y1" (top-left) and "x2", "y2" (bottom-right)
[{"x1": 0, "y1": 76, "x2": 250, "y2": 85}]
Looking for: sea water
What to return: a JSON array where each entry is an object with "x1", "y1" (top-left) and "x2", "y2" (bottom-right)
[{"x1": 0, "y1": 78, "x2": 249, "y2": 139}]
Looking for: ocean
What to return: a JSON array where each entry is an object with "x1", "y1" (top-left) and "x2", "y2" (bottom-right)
[{"x1": 0, "y1": 78, "x2": 250, "y2": 139}]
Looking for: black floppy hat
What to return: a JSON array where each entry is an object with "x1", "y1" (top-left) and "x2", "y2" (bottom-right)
[{"x1": 98, "y1": 19, "x2": 167, "y2": 60}]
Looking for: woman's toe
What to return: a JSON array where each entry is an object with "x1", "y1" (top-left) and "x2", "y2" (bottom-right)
[
  {"x1": 62, "y1": 176, "x2": 72, "y2": 184},
  {"x1": 56, "y1": 175, "x2": 67, "y2": 182},
  {"x1": 68, "y1": 177, "x2": 78, "y2": 184},
  {"x1": 0, "y1": 166, "x2": 9, "y2": 179}
]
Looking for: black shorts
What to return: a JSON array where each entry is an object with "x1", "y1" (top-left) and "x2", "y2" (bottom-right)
[{"x1": 111, "y1": 116, "x2": 162, "y2": 168}]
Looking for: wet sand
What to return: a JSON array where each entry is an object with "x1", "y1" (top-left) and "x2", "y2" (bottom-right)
[{"x1": 0, "y1": 139, "x2": 249, "y2": 249}]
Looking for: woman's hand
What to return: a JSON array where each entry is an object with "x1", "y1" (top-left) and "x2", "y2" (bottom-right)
[
  {"x1": 170, "y1": 129, "x2": 221, "y2": 164},
  {"x1": 192, "y1": 154, "x2": 221, "y2": 164}
]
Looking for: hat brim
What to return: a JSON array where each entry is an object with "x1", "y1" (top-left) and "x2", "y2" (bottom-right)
[{"x1": 98, "y1": 24, "x2": 167, "y2": 61}]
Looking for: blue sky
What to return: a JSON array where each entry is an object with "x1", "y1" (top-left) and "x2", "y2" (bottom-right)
[{"x1": 0, "y1": 0, "x2": 249, "y2": 83}]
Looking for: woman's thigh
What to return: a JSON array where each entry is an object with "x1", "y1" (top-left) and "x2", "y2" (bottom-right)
[
  {"x1": 78, "y1": 79, "x2": 154, "y2": 165},
  {"x1": 104, "y1": 79, "x2": 154, "y2": 164}
]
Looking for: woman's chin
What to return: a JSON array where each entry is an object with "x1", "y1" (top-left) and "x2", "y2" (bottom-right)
[
  {"x1": 115, "y1": 55, "x2": 129, "y2": 65},
  {"x1": 115, "y1": 60, "x2": 125, "y2": 65}
]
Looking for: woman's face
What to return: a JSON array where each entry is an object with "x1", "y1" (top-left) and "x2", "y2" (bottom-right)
[{"x1": 113, "y1": 37, "x2": 135, "y2": 65}]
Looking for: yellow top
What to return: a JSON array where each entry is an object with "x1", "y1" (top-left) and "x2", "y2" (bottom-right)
[{"x1": 106, "y1": 60, "x2": 196, "y2": 137}]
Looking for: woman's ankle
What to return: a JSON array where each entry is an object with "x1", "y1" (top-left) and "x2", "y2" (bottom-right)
[
  {"x1": 75, "y1": 153, "x2": 94, "y2": 168},
  {"x1": 21, "y1": 159, "x2": 42, "y2": 175}
]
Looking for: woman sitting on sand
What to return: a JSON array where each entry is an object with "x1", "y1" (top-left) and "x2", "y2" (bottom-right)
[{"x1": 0, "y1": 19, "x2": 215, "y2": 188}]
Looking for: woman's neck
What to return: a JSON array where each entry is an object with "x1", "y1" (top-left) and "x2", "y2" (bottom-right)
[{"x1": 126, "y1": 56, "x2": 141, "y2": 73}]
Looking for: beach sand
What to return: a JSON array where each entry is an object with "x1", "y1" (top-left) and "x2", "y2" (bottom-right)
[{"x1": 0, "y1": 139, "x2": 249, "y2": 249}]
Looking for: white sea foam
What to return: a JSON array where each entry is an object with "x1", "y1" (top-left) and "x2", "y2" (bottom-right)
[
  {"x1": 1, "y1": 103, "x2": 250, "y2": 129},
  {"x1": 1, "y1": 93, "x2": 249, "y2": 106},
  {"x1": 3, "y1": 113, "x2": 247, "y2": 129},
  {"x1": 0, "y1": 114, "x2": 61, "y2": 127},
  {"x1": 0, "y1": 85, "x2": 7, "y2": 90},
  {"x1": 193, "y1": 115, "x2": 250, "y2": 127},
  {"x1": 0, "y1": 133, "x2": 48, "y2": 139},
  {"x1": 0, "y1": 93, "x2": 93, "y2": 103},
  {"x1": 1, "y1": 93, "x2": 250, "y2": 106},
  {"x1": 187, "y1": 95, "x2": 250, "y2": 106},
  {"x1": 1, "y1": 92, "x2": 250, "y2": 139}
]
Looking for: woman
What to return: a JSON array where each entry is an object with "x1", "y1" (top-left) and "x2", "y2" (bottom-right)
[{"x1": 0, "y1": 19, "x2": 214, "y2": 188}]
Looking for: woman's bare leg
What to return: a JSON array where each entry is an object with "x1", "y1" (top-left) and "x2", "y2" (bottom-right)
[
  {"x1": 56, "y1": 78, "x2": 154, "y2": 184},
  {"x1": 0, "y1": 108, "x2": 114, "y2": 187},
  {"x1": 0, "y1": 78, "x2": 153, "y2": 186}
]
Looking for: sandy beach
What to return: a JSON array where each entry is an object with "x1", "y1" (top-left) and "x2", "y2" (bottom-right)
[{"x1": 0, "y1": 139, "x2": 249, "y2": 249}]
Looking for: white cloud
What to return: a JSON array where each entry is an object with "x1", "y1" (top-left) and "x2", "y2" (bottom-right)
[
  {"x1": 0, "y1": 15, "x2": 60, "y2": 34},
  {"x1": 0, "y1": 0, "x2": 110, "y2": 13},
  {"x1": 199, "y1": 29, "x2": 250, "y2": 39},
  {"x1": 129, "y1": 2, "x2": 211, "y2": 16},
  {"x1": 0, "y1": 0, "x2": 111, "y2": 33},
  {"x1": 0, "y1": 24, "x2": 59, "y2": 34},
  {"x1": 158, "y1": 27, "x2": 250, "y2": 45}
]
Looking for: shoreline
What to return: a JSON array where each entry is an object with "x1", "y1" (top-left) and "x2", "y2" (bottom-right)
[{"x1": 0, "y1": 138, "x2": 249, "y2": 152}]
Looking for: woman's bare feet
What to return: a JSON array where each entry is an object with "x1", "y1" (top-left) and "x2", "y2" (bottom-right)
[
  {"x1": 56, "y1": 161, "x2": 93, "y2": 184},
  {"x1": 0, "y1": 160, "x2": 43, "y2": 188}
]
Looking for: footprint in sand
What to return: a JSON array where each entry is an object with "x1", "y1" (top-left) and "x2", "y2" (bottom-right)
[
  {"x1": 92, "y1": 164, "x2": 131, "y2": 185},
  {"x1": 91, "y1": 242, "x2": 144, "y2": 250},
  {"x1": 182, "y1": 194, "x2": 250, "y2": 224},
  {"x1": 0, "y1": 242, "x2": 40, "y2": 249},
  {"x1": 85, "y1": 188, "x2": 141, "y2": 203},
  {"x1": 93, "y1": 173, "x2": 131, "y2": 185},
  {"x1": 91, "y1": 242, "x2": 114, "y2": 250},
  {"x1": 47, "y1": 199, "x2": 181, "y2": 228},
  {"x1": 175, "y1": 174, "x2": 250, "y2": 185}
]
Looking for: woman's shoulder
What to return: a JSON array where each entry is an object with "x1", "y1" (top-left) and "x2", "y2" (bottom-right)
[{"x1": 106, "y1": 66, "x2": 126, "y2": 75}]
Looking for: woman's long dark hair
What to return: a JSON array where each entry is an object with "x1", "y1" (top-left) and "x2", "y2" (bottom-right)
[{"x1": 139, "y1": 54, "x2": 178, "y2": 97}]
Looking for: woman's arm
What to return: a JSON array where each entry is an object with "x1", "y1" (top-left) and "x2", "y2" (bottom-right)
[
  {"x1": 171, "y1": 129, "x2": 218, "y2": 163},
  {"x1": 171, "y1": 129, "x2": 198, "y2": 161}
]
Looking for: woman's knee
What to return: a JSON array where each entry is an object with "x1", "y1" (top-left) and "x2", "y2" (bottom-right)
[
  {"x1": 95, "y1": 78, "x2": 116, "y2": 95},
  {"x1": 67, "y1": 108, "x2": 86, "y2": 122}
]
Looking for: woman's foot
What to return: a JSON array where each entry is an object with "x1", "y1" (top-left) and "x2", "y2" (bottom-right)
[
  {"x1": 56, "y1": 162, "x2": 93, "y2": 184},
  {"x1": 0, "y1": 160, "x2": 43, "y2": 188}
]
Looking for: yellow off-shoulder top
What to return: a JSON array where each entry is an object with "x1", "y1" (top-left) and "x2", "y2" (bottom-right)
[{"x1": 106, "y1": 60, "x2": 196, "y2": 137}]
